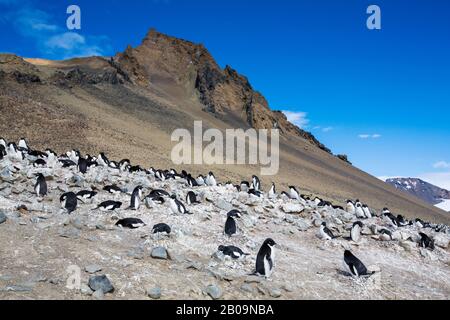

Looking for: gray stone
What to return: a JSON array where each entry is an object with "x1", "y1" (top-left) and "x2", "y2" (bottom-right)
[
  {"x1": 215, "y1": 199, "x2": 233, "y2": 211},
  {"x1": 269, "y1": 288, "x2": 282, "y2": 298},
  {"x1": 80, "y1": 284, "x2": 94, "y2": 296},
  {"x1": 151, "y1": 247, "x2": 168, "y2": 260},
  {"x1": 433, "y1": 233, "x2": 449, "y2": 249},
  {"x1": 1, "y1": 285, "x2": 33, "y2": 292},
  {"x1": 206, "y1": 284, "x2": 223, "y2": 300},
  {"x1": 92, "y1": 290, "x2": 105, "y2": 300},
  {"x1": 88, "y1": 275, "x2": 114, "y2": 294},
  {"x1": 147, "y1": 287, "x2": 161, "y2": 299},
  {"x1": 295, "y1": 218, "x2": 311, "y2": 231},
  {"x1": 0, "y1": 211, "x2": 7, "y2": 224},
  {"x1": 85, "y1": 265, "x2": 102, "y2": 274},
  {"x1": 59, "y1": 227, "x2": 80, "y2": 239},
  {"x1": 240, "y1": 283, "x2": 255, "y2": 293},
  {"x1": 282, "y1": 203, "x2": 304, "y2": 214}
]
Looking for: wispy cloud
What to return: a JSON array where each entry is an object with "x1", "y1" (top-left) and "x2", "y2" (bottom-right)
[
  {"x1": 433, "y1": 161, "x2": 450, "y2": 169},
  {"x1": 1, "y1": 2, "x2": 110, "y2": 59},
  {"x1": 322, "y1": 127, "x2": 333, "y2": 133},
  {"x1": 282, "y1": 111, "x2": 309, "y2": 129},
  {"x1": 358, "y1": 134, "x2": 381, "y2": 139}
]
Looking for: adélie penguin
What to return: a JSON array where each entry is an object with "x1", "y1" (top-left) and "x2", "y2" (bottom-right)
[
  {"x1": 169, "y1": 194, "x2": 189, "y2": 214},
  {"x1": 95, "y1": 200, "x2": 122, "y2": 211},
  {"x1": 152, "y1": 223, "x2": 171, "y2": 234},
  {"x1": 252, "y1": 175, "x2": 261, "y2": 191},
  {"x1": 60, "y1": 192, "x2": 78, "y2": 214},
  {"x1": 76, "y1": 190, "x2": 97, "y2": 203},
  {"x1": 268, "y1": 182, "x2": 276, "y2": 198},
  {"x1": 129, "y1": 186, "x2": 143, "y2": 210},
  {"x1": 34, "y1": 173, "x2": 47, "y2": 197},
  {"x1": 224, "y1": 210, "x2": 241, "y2": 236},
  {"x1": 419, "y1": 232, "x2": 435, "y2": 250},
  {"x1": 319, "y1": 222, "x2": 336, "y2": 240},
  {"x1": 350, "y1": 221, "x2": 363, "y2": 242},
  {"x1": 186, "y1": 191, "x2": 200, "y2": 205},
  {"x1": 115, "y1": 218, "x2": 146, "y2": 229},
  {"x1": 253, "y1": 238, "x2": 277, "y2": 278},
  {"x1": 218, "y1": 245, "x2": 249, "y2": 259},
  {"x1": 343, "y1": 250, "x2": 373, "y2": 277}
]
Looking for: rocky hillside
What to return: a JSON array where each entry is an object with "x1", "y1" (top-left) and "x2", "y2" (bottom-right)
[
  {"x1": 385, "y1": 178, "x2": 450, "y2": 206},
  {"x1": 0, "y1": 28, "x2": 449, "y2": 224},
  {"x1": 0, "y1": 141, "x2": 449, "y2": 300}
]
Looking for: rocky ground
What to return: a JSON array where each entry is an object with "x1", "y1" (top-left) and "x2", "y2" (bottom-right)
[{"x1": 0, "y1": 147, "x2": 450, "y2": 300}]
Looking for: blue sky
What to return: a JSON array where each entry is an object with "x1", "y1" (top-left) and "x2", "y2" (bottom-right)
[{"x1": 1, "y1": 0, "x2": 449, "y2": 189}]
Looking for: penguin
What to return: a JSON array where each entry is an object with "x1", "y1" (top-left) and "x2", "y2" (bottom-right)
[
  {"x1": 59, "y1": 159, "x2": 77, "y2": 168},
  {"x1": 119, "y1": 159, "x2": 130, "y2": 171},
  {"x1": 103, "y1": 185, "x2": 123, "y2": 194},
  {"x1": 60, "y1": 192, "x2": 78, "y2": 214},
  {"x1": 419, "y1": 232, "x2": 434, "y2": 250},
  {"x1": 384, "y1": 211, "x2": 399, "y2": 227},
  {"x1": 319, "y1": 222, "x2": 336, "y2": 240},
  {"x1": 155, "y1": 170, "x2": 166, "y2": 181},
  {"x1": 224, "y1": 210, "x2": 241, "y2": 236},
  {"x1": 217, "y1": 245, "x2": 249, "y2": 259},
  {"x1": 397, "y1": 215, "x2": 408, "y2": 227},
  {"x1": 254, "y1": 238, "x2": 276, "y2": 278},
  {"x1": 33, "y1": 159, "x2": 46, "y2": 167},
  {"x1": 343, "y1": 250, "x2": 371, "y2": 277},
  {"x1": 109, "y1": 161, "x2": 119, "y2": 169},
  {"x1": 146, "y1": 194, "x2": 165, "y2": 206},
  {"x1": 206, "y1": 172, "x2": 217, "y2": 186},
  {"x1": 186, "y1": 174, "x2": 198, "y2": 187},
  {"x1": 240, "y1": 181, "x2": 250, "y2": 192},
  {"x1": 98, "y1": 153, "x2": 110, "y2": 166},
  {"x1": 0, "y1": 138, "x2": 6, "y2": 148},
  {"x1": 379, "y1": 228, "x2": 392, "y2": 240},
  {"x1": 115, "y1": 218, "x2": 146, "y2": 229},
  {"x1": 169, "y1": 194, "x2": 189, "y2": 214},
  {"x1": 148, "y1": 189, "x2": 170, "y2": 198},
  {"x1": 346, "y1": 200, "x2": 356, "y2": 214},
  {"x1": 351, "y1": 221, "x2": 363, "y2": 242},
  {"x1": 0, "y1": 145, "x2": 5, "y2": 160},
  {"x1": 268, "y1": 183, "x2": 276, "y2": 198},
  {"x1": 414, "y1": 218, "x2": 425, "y2": 229},
  {"x1": 186, "y1": 191, "x2": 200, "y2": 205},
  {"x1": 129, "y1": 186, "x2": 143, "y2": 210},
  {"x1": 78, "y1": 157, "x2": 88, "y2": 174},
  {"x1": 362, "y1": 205, "x2": 372, "y2": 218},
  {"x1": 355, "y1": 203, "x2": 366, "y2": 219},
  {"x1": 248, "y1": 189, "x2": 263, "y2": 198},
  {"x1": 289, "y1": 186, "x2": 300, "y2": 200},
  {"x1": 152, "y1": 223, "x2": 171, "y2": 234},
  {"x1": 314, "y1": 197, "x2": 323, "y2": 206},
  {"x1": 95, "y1": 200, "x2": 122, "y2": 211},
  {"x1": 18, "y1": 138, "x2": 29, "y2": 151},
  {"x1": 252, "y1": 175, "x2": 261, "y2": 191},
  {"x1": 196, "y1": 175, "x2": 205, "y2": 186},
  {"x1": 34, "y1": 173, "x2": 47, "y2": 197},
  {"x1": 76, "y1": 190, "x2": 97, "y2": 202}
]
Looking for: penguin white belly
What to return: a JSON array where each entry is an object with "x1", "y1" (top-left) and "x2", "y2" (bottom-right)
[
  {"x1": 169, "y1": 199, "x2": 178, "y2": 214},
  {"x1": 351, "y1": 226, "x2": 361, "y2": 242}
]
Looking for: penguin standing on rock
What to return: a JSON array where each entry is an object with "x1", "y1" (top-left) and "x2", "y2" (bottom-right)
[
  {"x1": 60, "y1": 192, "x2": 78, "y2": 214},
  {"x1": 252, "y1": 175, "x2": 261, "y2": 191},
  {"x1": 169, "y1": 194, "x2": 189, "y2": 214},
  {"x1": 129, "y1": 186, "x2": 143, "y2": 210},
  {"x1": 319, "y1": 222, "x2": 336, "y2": 240},
  {"x1": 206, "y1": 172, "x2": 217, "y2": 186},
  {"x1": 343, "y1": 250, "x2": 372, "y2": 277},
  {"x1": 419, "y1": 232, "x2": 435, "y2": 250},
  {"x1": 253, "y1": 238, "x2": 277, "y2": 278},
  {"x1": 355, "y1": 202, "x2": 366, "y2": 219},
  {"x1": 224, "y1": 210, "x2": 241, "y2": 236},
  {"x1": 78, "y1": 157, "x2": 88, "y2": 174},
  {"x1": 351, "y1": 221, "x2": 363, "y2": 242},
  {"x1": 268, "y1": 183, "x2": 276, "y2": 198},
  {"x1": 34, "y1": 173, "x2": 47, "y2": 197},
  {"x1": 289, "y1": 186, "x2": 300, "y2": 201},
  {"x1": 186, "y1": 191, "x2": 200, "y2": 205}
]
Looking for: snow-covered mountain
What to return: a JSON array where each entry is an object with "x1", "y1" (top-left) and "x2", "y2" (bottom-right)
[{"x1": 384, "y1": 178, "x2": 450, "y2": 212}]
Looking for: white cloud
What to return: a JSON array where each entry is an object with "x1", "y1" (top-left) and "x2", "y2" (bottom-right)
[
  {"x1": 433, "y1": 161, "x2": 450, "y2": 169},
  {"x1": 46, "y1": 32, "x2": 85, "y2": 50},
  {"x1": 322, "y1": 127, "x2": 333, "y2": 132},
  {"x1": 282, "y1": 111, "x2": 309, "y2": 129},
  {"x1": 358, "y1": 134, "x2": 381, "y2": 139}
]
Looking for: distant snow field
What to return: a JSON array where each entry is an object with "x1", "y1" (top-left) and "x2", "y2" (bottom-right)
[{"x1": 435, "y1": 199, "x2": 450, "y2": 212}]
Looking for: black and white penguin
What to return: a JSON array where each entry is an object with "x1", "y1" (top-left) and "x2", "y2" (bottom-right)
[
  {"x1": 248, "y1": 189, "x2": 263, "y2": 198},
  {"x1": 34, "y1": 173, "x2": 47, "y2": 197},
  {"x1": 343, "y1": 250, "x2": 371, "y2": 277},
  {"x1": 362, "y1": 204, "x2": 372, "y2": 218},
  {"x1": 206, "y1": 172, "x2": 217, "y2": 186},
  {"x1": 115, "y1": 218, "x2": 145, "y2": 229},
  {"x1": 59, "y1": 159, "x2": 77, "y2": 168},
  {"x1": 346, "y1": 200, "x2": 356, "y2": 215},
  {"x1": 254, "y1": 238, "x2": 276, "y2": 278},
  {"x1": 76, "y1": 190, "x2": 97, "y2": 203},
  {"x1": 98, "y1": 153, "x2": 110, "y2": 167},
  {"x1": 103, "y1": 185, "x2": 123, "y2": 194},
  {"x1": 169, "y1": 194, "x2": 189, "y2": 214},
  {"x1": 18, "y1": 138, "x2": 29, "y2": 151},
  {"x1": 351, "y1": 221, "x2": 363, "y2": 242},
  {"x1": 33, "y1": 159, "x2": 46, "y2": 167},
  {"x1": 268, "y1": 183, "x2": 276, "y2": 198},
  {"x1": 60, "y1": 192, "x2": 78, "y2": 214},
  {"x1": 217, "y1": 245, "x2": 249, "y2": 259},
  {"x1": 224, "y1": 210, "x2": 241, "y2": 236},
  {"x1": 196, "y1": 175, "x2": 205, "y2": 186},
  {"x1": 95, "y1": 200, "x2": 122, "y2": 211},
  {"x1": 152, "y1": 223, "x2": 171, "y2": 234},
  {"x1": 252, "y1": 175, "x2": 261, "y2": 191},
  {"x1": 78, "y1": 157, "x2": 88, "y2": 174},
  {"x1": 289, "y1": 186, "x2": 300, "y2": 201},
  {"x1": 186, "y1": 191, "x2": 200, "y2": 205},
  {"x1": 419, "y1": 232, "x2": 435, "y2": 250},
  {"x1": 319, "y1": 222, "x2": 336, "y2": 240},
  {"x1": 148, "y1": 189, "x2": 170, "y2": 198},
  {"x1": 240, "y1": 181, "x2": 250, "y2": 192},
  {"x1": 108, "y1": 161, "x2": 119, "y2": 170},
  {"x1": 129, "y1": 186, "x2": 143, "y2": 210},
  {"x1": 396, "y1": 215, "x2": 408, "y2": 226},
  {"x1": 0, "y1": 144, "x2": 5, "y2": 160},
  {"x1": 186, "y1": 174, "x2": 198, "y2": 187},
  {"x1": 383, "y1": 211, "x2": 399, "y2": 227},
  {"x1": 355, "y1": 202, "x2": 366, "y2": 219},
  {"x1": 155, "y1": 170, "x2": 166, "y2": 182},
  {"x1": 119, "y1": 159, "x2": 130, "y2": 172}
]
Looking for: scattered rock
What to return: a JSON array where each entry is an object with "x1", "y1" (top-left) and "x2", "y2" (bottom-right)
[
  {"x1": 80, "y1": 284, "x2": 94, "y2": 296},
  {"x1": 269, "y1": 288, "x2": 282, "y2": 298},
  {"x1": 92, "y1": 290, "x2": 105, "y2": 300},
  {"x1": 282, "y1": 203, "x2": 304, "y2": 214},
  {"x1": 215, "y1": 199, "x2": 234, "y2": 211},
  {"x1": 433, "y1": 233, "x2": 449, "y2": 249},
  {"x1": 205, "y1": 284, "x2": 223, "y2": 300},
  {"x1": 0, "y1": 211, "x2": 7, "y2": 224},
  {"x1": 88, "y1": 275, "x2": 114, "y2": 294},
  {"x1": 151, "y1": 246, "x2": 169, "y2": 260},
  {"x1": 85, "y1": 265, "x2": 102, "y2": 274},
  {"x1": 147, "y1": 287, "x2": 162, "y2": 299}
]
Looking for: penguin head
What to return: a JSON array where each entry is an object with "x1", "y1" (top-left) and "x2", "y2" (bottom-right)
[
  {"x1": 353, "y1": 221, "x2": 364, "y2": 228},
  {"x1": 264, "y1": 238, "x2": 277, "y2": 247},
  {"x1": 217, "y1": 245, "x2": 225, "y2": 252},
  {"x1": 208, "y1": 171, "x2": 214, "y2": 177},
  {"x1": 321, "y1": 222, "x2": 327, "y2": 227},
  {"x1": 227, "y1": 210, "x2": 241, "y2": 218},
  {"x1": 344, "y1": 250, "x2": 353, "y2": 258},
  {"x1": 170, "y1": 194, "x2": 177, "y2": 200}
]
